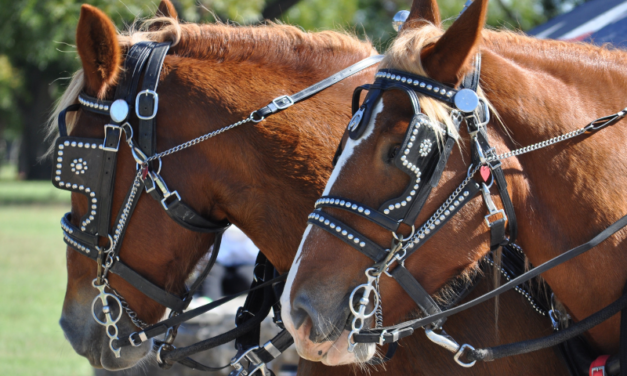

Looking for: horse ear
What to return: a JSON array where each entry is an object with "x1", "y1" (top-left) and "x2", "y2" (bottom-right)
[
  {"x1": 157, "y1": 0, "x2": 178, "y2": 19},
  {"x1": 76, "y1": 5, "x2": 121, "y2": 97},
  {"x1": 420, "y1": 0, "x2": 488, "y2": 86},
  {"x1": 405, "y1": 0, "x2": 441, "y2": 27},
  {"x1": 150, "y1": 0, "x2": 179, "y2": 31}
]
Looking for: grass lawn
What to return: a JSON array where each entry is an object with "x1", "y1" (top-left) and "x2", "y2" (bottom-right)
[{"x1": 0, "y1": 204, "x2": 93, "y2": 376}]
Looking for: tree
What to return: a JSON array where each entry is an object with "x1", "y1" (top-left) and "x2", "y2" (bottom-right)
[{"x1": 0, "y1": 0, "x2": 586, "y2": 179}]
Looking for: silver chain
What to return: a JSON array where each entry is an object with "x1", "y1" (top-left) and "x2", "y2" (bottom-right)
[
  {"x1": 401, "y1": 164, "x2": 480, "y2": 253},
  {"x1": 485, "y1": 128, "x2": 586, "y2": 163},
  {"x1": 102, "y1": 171, "x2": 143, "y2": 278},
  {"x1": 146, "y1": 114, "x2": 255, "y2": 162},
  {"x1": 374, "y1": 279, "x2": 383, "y2": 328},
  {"x1": 106, "y1": 281, "x2": 150, "y2": 329}
]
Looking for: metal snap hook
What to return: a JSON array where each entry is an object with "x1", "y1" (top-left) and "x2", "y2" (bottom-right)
[{"x1": 121, "y1": 122, "x2": 133, "y2": 143}]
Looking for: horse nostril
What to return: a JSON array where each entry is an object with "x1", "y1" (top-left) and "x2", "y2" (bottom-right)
[{"x1": 291, "y1": 293, "x2": 314, "y2": 330}]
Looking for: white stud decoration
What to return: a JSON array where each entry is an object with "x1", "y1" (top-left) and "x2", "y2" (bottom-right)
[{"x1": 419, "y1": 139, "x2": 433, "y2": 157}]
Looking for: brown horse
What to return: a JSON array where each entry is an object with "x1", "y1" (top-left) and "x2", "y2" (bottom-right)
[
  {"x1": 283, "y1": 0, "x2": 627, "y2": 369},
  {"x1": 54, "y1": 1, "x2": 566, "y2": 374}
]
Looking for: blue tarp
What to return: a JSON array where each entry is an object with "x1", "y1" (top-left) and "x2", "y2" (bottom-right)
[
  {"x1": 528, "y1": 0, "x2": 627, "y2": 41},
  {"x1": 584, "y1": 15, "x2": 627, "y2": 47}
]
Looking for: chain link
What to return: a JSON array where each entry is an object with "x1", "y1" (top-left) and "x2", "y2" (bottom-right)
[
  {"x1": 146, "y1": 115, "x2": 254, "y2": 162},
  {"x1": 401, "y1": 164, "x2": 480, "y2": 254},
  {"x1": 106, "y1": 281, "x2": 150, "y2": 329},
  {"x1": 485, "y1": 128, "x2": 587, "y2": 163},
  {"x1": 102, "y1": 171, "x2": 143, "y2": 278}
]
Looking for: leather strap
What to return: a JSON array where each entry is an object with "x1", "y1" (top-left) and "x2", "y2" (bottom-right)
[
  {"x1": 116, "y1": 273, "x2": 287, "y2": 348},
  {"x1": 137, "y1": 43, "x2": 171, "y2": 157},
  {"x1": 308, "y1": 210, "x2": 388, "y2": 262},
  {"x1": 390, "y1": 265, "x2": 445, "y2": 328},
  {"x1": 255, "y1": 55, "x2": 384, "y2": 119},
  {"x1": 143, "y1": 173, "x2": 230, "y2": 233},
  {"x1": 355, "y1": 212, "x2": 627, "y2": 343},
  {"x1": 118, "y1": 42, "x2": 156, "y2": 105},
  {"x1": 95, "y1": 125, "x2": 122, "y2": 236}
]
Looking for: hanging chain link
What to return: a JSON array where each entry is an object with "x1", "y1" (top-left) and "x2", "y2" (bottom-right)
[
  {"x1": 106, "y1": 281, "x2": 150, "y2": 329},
  {"x1": 102, "y1": 171, "x2": 143, "y2": 279}
]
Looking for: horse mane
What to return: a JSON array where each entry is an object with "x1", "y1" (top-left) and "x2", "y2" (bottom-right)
[
  {"x1": 482, "y1": 28, "x2": 627, "y2": 66},
  {"x1": 46, "y1": 16, "x2": 375, "y2": 148}
]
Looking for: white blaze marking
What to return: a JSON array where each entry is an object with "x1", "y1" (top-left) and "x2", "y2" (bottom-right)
[{"x1": 281, "y1": 99, "x2": 384, "y2": 336}]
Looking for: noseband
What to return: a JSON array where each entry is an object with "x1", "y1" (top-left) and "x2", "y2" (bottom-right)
[
  {"x1": 53, "y1": 40, "x2": 383, "y2": 371},
  {"x1": 308, "y1": 55, "x2": 627, "y2": 368}
]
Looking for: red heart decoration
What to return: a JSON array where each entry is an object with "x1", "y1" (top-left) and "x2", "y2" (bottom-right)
[{"x1": 480, "y1": 166, "x2": 491, "y2": 182}]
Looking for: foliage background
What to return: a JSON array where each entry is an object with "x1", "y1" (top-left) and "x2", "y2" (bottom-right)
[
  {"x1": 0, "y1": 0, "x2": 585, "y2": 374},
  {"x1": 0, "y1": 0, "x2": 585, "y2": 180}
]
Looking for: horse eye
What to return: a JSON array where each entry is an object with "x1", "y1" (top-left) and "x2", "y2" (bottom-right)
[{"x1": 388, "y1": 144, "x2": 401, "y2": 161}]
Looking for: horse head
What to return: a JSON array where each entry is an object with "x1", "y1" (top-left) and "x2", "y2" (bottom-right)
[
  {"x1": 54, "y1": 1, "x2": 377, "y2": 370},
  {"x1": 282, "y1": 0, "x2": 533, "y2": 365}
]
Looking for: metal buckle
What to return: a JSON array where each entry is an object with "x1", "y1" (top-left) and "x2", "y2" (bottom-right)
[
  {"x1": 161, "y1": 191, "x2": 181, "y2": 211},
  {"x1": 453, "y1": 344, "x2": 477, "y2": 368},
  {"x1": 480, "y1": 183, "x2": 506, "y2": 227},
  {"x1": 149, "y1": 172, "x2": 181, "y2": 210},
  {"x1": 271, "y1": 95, "x2": 294, "y2": 111},
  {"x1": 391, "y1": 328, "x2": 413, "y2": 342},
  {"x1": 128, "y1": 331, "x2": 148, "y2": 347},
  {"x1": 135, "y1": 90, "x2": 159, "y2": 120},
  {"x1": 229, "y1": 346, "x2": 266, "y2": 376},
  {"x1": 102, "y1": 124, "x2": 122, "y2": 152},
  {"x1": 590, "y1": 366, "x2": 607, "y2": 376}
]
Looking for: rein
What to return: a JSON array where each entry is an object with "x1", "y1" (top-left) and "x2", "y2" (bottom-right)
[
  {"x1": 53, "y1": 37, "x2": 383, "y2": 373},
  {"x1": 308, "y1": 55, "x2": 627, "y2": 370}
]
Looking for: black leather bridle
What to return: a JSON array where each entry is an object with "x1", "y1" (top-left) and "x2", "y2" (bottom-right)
[
  {"x1": 53, "y1": 38, "x2": 384, "y2": 373},
  {"x1": 308, "y1": 56, "x2": 627, "y2": 371}
]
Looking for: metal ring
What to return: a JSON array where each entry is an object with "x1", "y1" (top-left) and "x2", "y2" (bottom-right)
[
  {"x1": 101, "y1": 234, "x2": 115, "y2": 253},
  {"x1": 156, "y1": 343, "x2": 174, "y2": 365},
  {"x1": 453, "y1": 344, "x2": 477, "y2": 368},
  {"x1": 90, "y1": 292, "x2": 123, "y2": 326},
  {"x1": 467, "y1": 163, "x2": 475, "y2": 179},
  {"x1": 392, "y1": 225, "x2": 415, "y2": 242},
  {"x1": 484, "y1": 168, "x2": 494, "y2": 189},
  {"x1": 348, "y1": 284, "x2": 379, "y2": 318},
  {"x1": 250, "y1": 111, "x2": 265, "y2": 123}
]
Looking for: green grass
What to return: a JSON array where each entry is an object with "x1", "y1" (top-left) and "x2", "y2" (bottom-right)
[
  {"x1": 0, "y1": 205, "x2": 92, "y2": 376},
  {"x1": 0, "y1": 181, "x2": 71, "y2": 205}
]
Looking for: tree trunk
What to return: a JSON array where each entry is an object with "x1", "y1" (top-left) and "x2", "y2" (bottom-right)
[
  {"x1": 18, "y1": 68, "x2": 54, "y2": 180},
  {"x1": 261, "y1": 0, "x2": 302, "y2": 21}
]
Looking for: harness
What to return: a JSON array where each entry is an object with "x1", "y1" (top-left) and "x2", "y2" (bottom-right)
[
  {"x1": 308, "y1": 56, "x2": 627, "y2": 373},
  {"x1": 53, "y1": 39, "x2": 383, "y2": 374}
]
